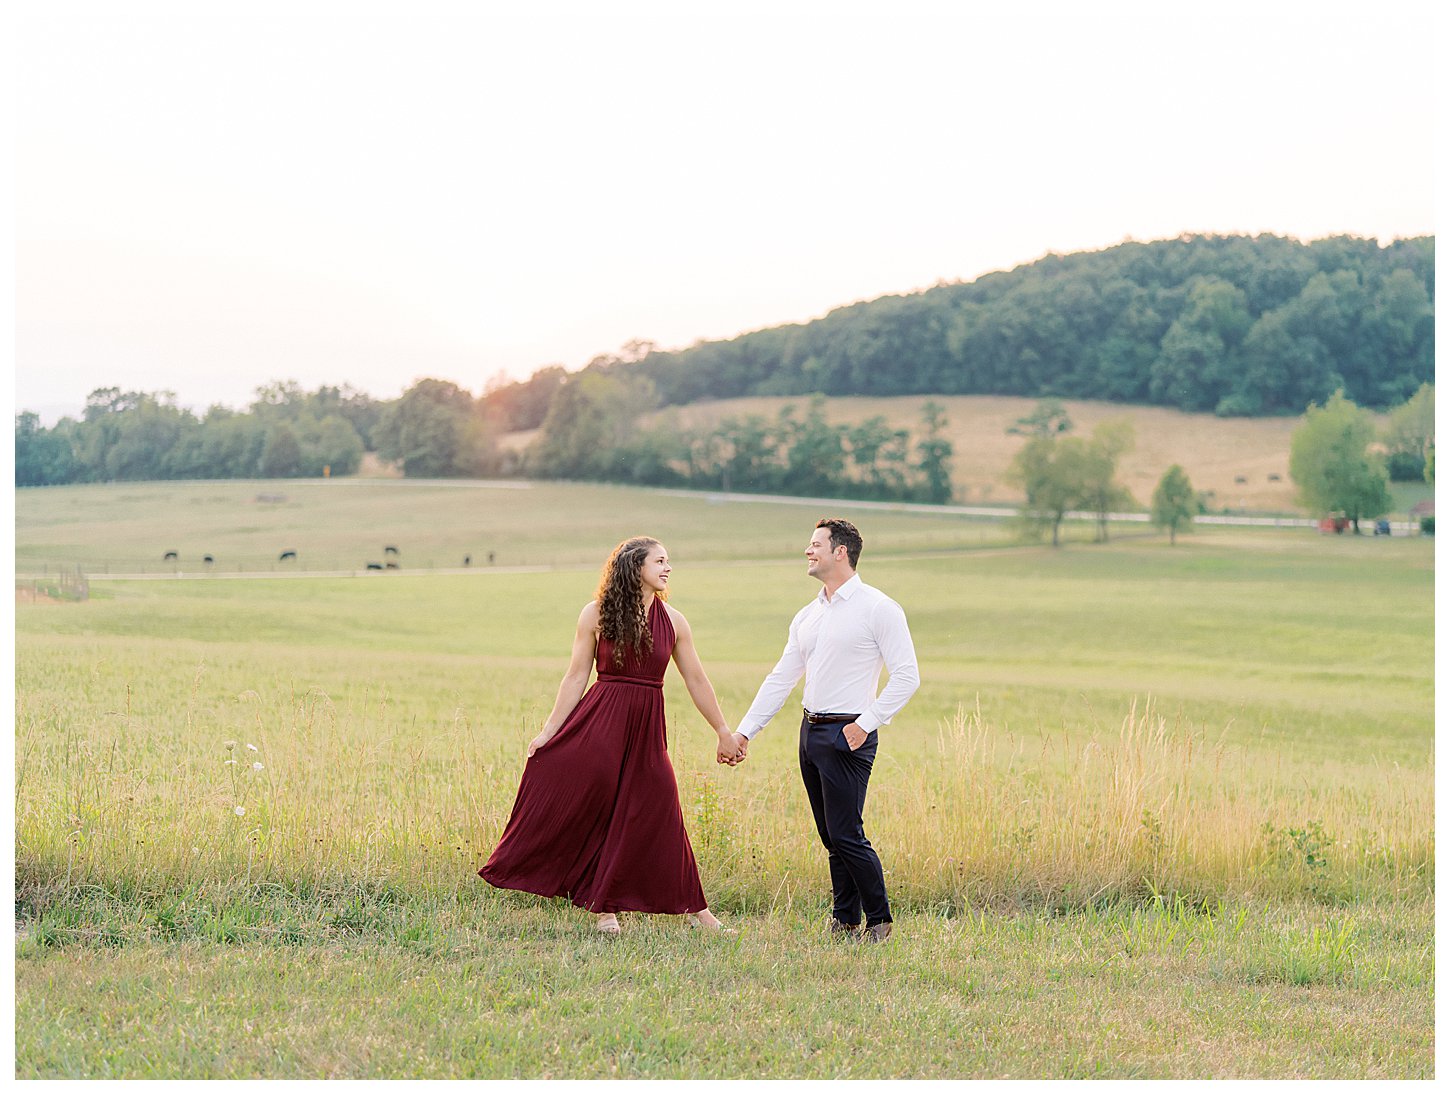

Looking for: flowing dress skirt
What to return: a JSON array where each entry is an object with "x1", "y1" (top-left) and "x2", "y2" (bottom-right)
[{"x1": 479, "y1": 598, "x2": 707, "y2": 914}]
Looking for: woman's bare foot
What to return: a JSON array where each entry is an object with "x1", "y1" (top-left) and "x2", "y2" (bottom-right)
[
  {"x1": 685, "y1": 909, "x2": 736, "y2": 934},
  {"x1": 596, "y1": 913, "x2": 621, "y2": 935}
]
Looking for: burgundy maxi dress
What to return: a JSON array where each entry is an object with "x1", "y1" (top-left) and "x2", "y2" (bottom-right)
[{"x1": 479, "y1": 597, "x2": 708, "y2": 914}]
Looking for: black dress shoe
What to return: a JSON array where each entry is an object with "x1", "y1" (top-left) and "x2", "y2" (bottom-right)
[{"x1": 862, "y1": 921, "x2": 893, "y2": 943}]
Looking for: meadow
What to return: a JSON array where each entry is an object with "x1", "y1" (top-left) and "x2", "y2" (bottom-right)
[{"x1": 13, "y1": 480, "x2": 1435, "y2": 1078}]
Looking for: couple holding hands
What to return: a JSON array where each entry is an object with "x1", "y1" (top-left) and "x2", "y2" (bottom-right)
[{"x1": 479, "y1": 518, "x2": 919, "y2": 941}]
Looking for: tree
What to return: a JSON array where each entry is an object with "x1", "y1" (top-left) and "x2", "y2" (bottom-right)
[
  {"x1": 1150, "y1": 465, "x2": 1196, "y2": 544},
  {"x1": 913, "y1": 401, "x2": 954, "y2": 504},
  {"x1": 1289, "y1": 390, "x2": 1393, "y2": 533},
  {"x1": 781, "y1": 397, "x2": 848, "y2": 497},
  {"x1": 1005, "y1": 429, "x2": 1092, "y2": 547},
  {"x1": 374, "y1": 379, "x2": 496, "y2": 478},
  {"x1": 1382, "y1": 383, "x2": 1433, "y2": 482},
  {"x1": 1080, "y1": 420, "x2": 1135, "y2": 542},
  {"x1": 529, "y1": 372, "x2": 655, "y2": 479},
  {"x1": 15, "y1": 413, "x2": 76, "y2": 486},
  {"x1": 259, "y1": 423, "x2": 304, "y2": 478},
  {"x1": 1147, "y1": 278, "x2": 1252, "y2": 412}
]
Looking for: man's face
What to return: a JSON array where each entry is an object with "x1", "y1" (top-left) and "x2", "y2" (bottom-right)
[
  {"x1": 804, "y1": 527, "x2": 844, "y2": 581},
  {"x1": 639, "y1": 543, "x2": 671, "y2": 595}
]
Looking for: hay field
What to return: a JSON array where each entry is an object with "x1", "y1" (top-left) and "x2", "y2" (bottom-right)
[{"x1": 646, "y1": 394, "x2": 1360, "y2": 511}]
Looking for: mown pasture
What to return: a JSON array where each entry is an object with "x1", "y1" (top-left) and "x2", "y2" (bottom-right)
[{"x1": 13, "y1": 480, "x2": 1434, "y2": 1078}]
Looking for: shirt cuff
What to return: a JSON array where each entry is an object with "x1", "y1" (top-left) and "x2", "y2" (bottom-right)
[{"x1": 855, "y1": 712, "x2": 882, "y2": 734}]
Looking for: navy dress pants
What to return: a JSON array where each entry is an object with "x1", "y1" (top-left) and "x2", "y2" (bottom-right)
[{"x1": 797, "y1": 714, "x2": 892, "y2": 927}]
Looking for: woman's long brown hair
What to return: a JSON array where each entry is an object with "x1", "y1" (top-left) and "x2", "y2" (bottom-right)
[{"x1": 595, "y1": 536, "x2": 663, "y2": 666}]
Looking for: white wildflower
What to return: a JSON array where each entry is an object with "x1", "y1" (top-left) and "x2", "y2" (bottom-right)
[
  {"x1": 252, "y1": 762, "x2": 264, "y2": 771},
  {"x1": 234, "y1": 806, "x2": 246, "y2": 816},
  {"x1": 224, "y1": 759, "x2": 237, "y2": 766},
  {"x1": 246, "y1": 743, "x2": 259, "y2": 752}
]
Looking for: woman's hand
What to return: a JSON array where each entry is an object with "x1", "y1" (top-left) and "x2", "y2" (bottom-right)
[
  {"x1": 527, "y1": 730, "x2": 554, "y2": 758},
  {"x1": 716, "y1": 727, "x2": 746, "y2": 766}
]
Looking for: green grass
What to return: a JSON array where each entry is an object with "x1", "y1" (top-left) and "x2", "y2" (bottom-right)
[
  {"x1": 14, "y1": 478, "x2": 1026, "y2": 575},
  {"x1": 13, "y1": 481, "x2": 1435, "y2": 1078},
  {"x1": 14, "y1": 897, "x2": 1432, "y2": 1079}
]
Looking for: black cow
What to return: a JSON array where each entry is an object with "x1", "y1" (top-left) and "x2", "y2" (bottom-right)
[
  {"x1": 163, "y1": 551, "x2": 178, "y2": 561},
  {"x1": 463, "y1": 555, "x2": 471, "y2": 567},
  {"x1": 203, "y1": 554, "x2": 215, "y2": 564},
  {"x1": 279, "y1": 551, "x2": 297, "y2": 562},
  {"x1": 366, "y1": 562, "x2": 384, "y2": 571},
  {"x1": 385, "y1": 561, "x2": 400, "y2": 570},
  {"x1": 384, "y1": 545, "x2": 399, "y2": 556}
]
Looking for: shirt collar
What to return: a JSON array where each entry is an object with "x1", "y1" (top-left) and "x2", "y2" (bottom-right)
[{"x1": 818, "y1": 572, "x2": 862, "y2": 604}]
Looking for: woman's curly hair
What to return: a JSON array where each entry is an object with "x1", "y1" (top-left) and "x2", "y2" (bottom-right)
[{"x1": 596, "y1": 536, "x2": 664, "y2": 666}]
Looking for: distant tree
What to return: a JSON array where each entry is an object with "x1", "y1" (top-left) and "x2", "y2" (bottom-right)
[
  {"x1": 309, "y1": 415, "x2": 365, "y2": 476},
  {"x1": 913, "y1": 401, "x2": 954, "y2": 504},
  {"x1": 1382, "y1": 383, "x2": 1433, "y2": 482},
  {"x1": 15, "y1": 413, "x2": 76, "y2": 486},
  {"x1": 259, "y1": 422, "x2": 304, "y2": 478},
  {"x1": 480, "y1": 365, "x2": 569, "y2": 432},
  {"x1": 374, "y1": 379, "x2": 496, "y2": 478},
  {"x1": 1005, "y1": 419, "x2": 1091, "y2": 548},
  {"x1": 780, "y1": 397, "x2": 847, "y2": 496},
  {"x1": 1148, "y1": 278, "x2": 1252, "y2": 412},
  {"x1": 1289, "y1": 390, "x2": 1392, "y2": 533},
  {"x1": 1150, "y1": 464, "x2": 1197, "y2": 544},
  {"x1": 1079, "y1": 420, "x2": 1135, "y2": 542},
  {"x1": 529, "y1": 372, "x2": 656, "y2": 479}
]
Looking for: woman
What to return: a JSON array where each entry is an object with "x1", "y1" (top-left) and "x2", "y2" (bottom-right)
[{"x1": 479, "y1": 536, "x2": 741, "y2": 935}]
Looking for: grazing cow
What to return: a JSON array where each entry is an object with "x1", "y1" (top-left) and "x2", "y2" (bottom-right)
[
  {"x1": 203, "y1": 554, "x2": 215, "y2": 564},
  {"x1": 1268, "y1": 474, "x2": 1282, "y2": 482},
  {"x1": 163, "y1": 551, "x2": 179, "y2": 561},
  {"x1": 463, "y1": 555, "x2": 471, "y2": 567},
  {"x1": 366, "y1": 562, "x2": 384, "y2": 571},
  {"x1": 385, "y1": 561, "x2": 400, "y2": 570},
  {"x1": 279, "y1": 551, "x2": 297, "y2": 562},
  {"x1": 1234, "y1": 476, "x2": 1247, "y2": 484},
  {"x1": 384, "y1": 545, "x2": 399, "y2": 556}
]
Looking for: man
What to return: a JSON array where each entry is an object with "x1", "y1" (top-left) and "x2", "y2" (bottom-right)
[{"x1": 723, "y1": 517, "x2": 919, "y2": 942}]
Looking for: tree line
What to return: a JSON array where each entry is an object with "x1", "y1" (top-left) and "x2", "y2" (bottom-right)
[
  {"x1": 499, "y1": 233, "x2": 1428, "y2": 420},
  {"x1": 15, "y1": 373, "x2": 955, "y2": 503}
]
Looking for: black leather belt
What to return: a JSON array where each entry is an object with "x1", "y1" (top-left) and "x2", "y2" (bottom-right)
[{"x1": 804, "y1": 711, "x2": 861, "y2": 724}]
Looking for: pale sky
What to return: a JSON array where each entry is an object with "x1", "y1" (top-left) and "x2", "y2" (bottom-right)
[{"x1": 14, "y1": 0, "x2": 1438, "y2": 423}]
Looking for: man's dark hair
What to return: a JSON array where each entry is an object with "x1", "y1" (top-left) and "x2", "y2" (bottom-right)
[{"x1": 816, "y1": 517, "x2": 862, "y2": 568}]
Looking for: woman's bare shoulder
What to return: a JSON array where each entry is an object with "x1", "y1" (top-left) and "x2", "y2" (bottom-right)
[
  {"x1": 661, "y1": 601, "x2": 691, "y2": 631},
  {"x1": 579, "y1": 600, "x2": 602, "y2": 626}
]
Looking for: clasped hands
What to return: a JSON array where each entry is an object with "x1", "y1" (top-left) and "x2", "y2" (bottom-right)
[{"x1": 715, "y1": 729, "x2": 748, "y2": 767}]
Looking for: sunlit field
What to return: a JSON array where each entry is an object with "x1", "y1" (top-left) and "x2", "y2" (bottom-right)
[{"x1": 13, "y1": 481, "x2": 1435, "y2": 1079}]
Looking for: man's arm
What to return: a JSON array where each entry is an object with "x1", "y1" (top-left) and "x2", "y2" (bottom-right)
[
  {"x1": 853, "y1": 598, "x2": 919, "y2": 734},
  {"x1": 734, "y1": 607, "x2": 810, "y2": 740}
]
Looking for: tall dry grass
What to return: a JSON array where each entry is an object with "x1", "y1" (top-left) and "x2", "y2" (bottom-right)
[{"x1": 17, "y1": 683, "x2": 1430, "y2": 919}]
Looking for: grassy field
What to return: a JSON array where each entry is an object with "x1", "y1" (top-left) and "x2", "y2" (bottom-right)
[
  {"x1": 13, "y1": 481, "x2": 1435, "y2": 1078},
  {"x1": 14, "y1": 478, "x2": 1026, "y2": 576}
]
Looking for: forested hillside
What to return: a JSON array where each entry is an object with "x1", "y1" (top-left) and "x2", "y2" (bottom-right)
[
  {"x1": 17, "y1": 234, "x2": 1434, "y2": 497},
  {"x1": 565, "y1": 234, "x2": 1432, "y2": 419}
]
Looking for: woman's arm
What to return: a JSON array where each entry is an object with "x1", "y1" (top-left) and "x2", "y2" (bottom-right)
[
  {"x1": 666, "y1": 605, "x2": 742, "y2": 762},
  {"x1": 528, "y1": 601, "x2": 600, "y2": 756}
]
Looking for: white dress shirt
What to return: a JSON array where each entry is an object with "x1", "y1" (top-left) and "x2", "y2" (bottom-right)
[{"x1": 736, "y1": 573, "x2": 920, "y2": 739}]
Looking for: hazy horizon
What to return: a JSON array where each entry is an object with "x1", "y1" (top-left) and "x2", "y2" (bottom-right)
[{"x1": 16, "y1": 1, "x2": 1437, "y2": 424}]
